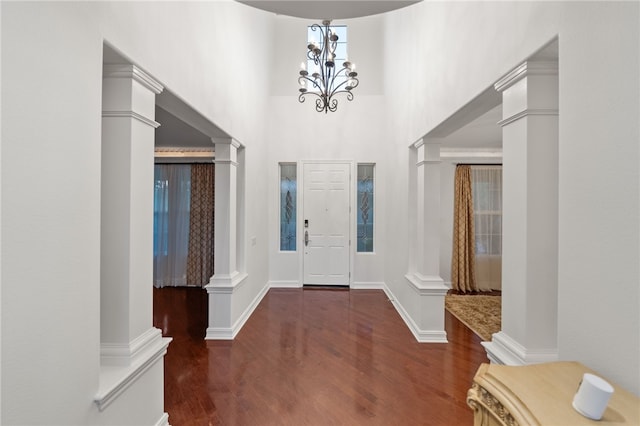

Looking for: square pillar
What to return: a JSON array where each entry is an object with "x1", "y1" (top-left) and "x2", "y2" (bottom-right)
[
  {"x1": 96, "y1": 65, "x2": 171, "y2": 415},
  {"x1": 205, "y1": 138, "x2": 248, "y2": 339},
  {"x1": 483, "y1": 60, "x2": 559, "y2": 364},
  {"x1": 100, "y1": 65, "x2": 169, "y2": 367},
  {"x1": 405, "y1": 139, "x2": 448, "y2": 343}
]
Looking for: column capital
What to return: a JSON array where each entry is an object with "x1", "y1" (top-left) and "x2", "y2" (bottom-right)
[
  {"x1": 494, "y1": 60, "x2": 558, "y2": 93},
  {"x1": 211, "y1": 137, "x2": 242, "y2": 149},
  {"x1": 102, "y1": 64, "x2": 164, "y2": 94},
  {"x1": 213, "y1": 141, "x2": 238, "y2": 165},
  {"x1": 416, "y1": 142, "x2": 441, "y2": 166}
]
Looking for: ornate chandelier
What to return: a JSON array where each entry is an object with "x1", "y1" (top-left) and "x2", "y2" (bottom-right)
[{"x1": 298, "y1": 20, "x2": 359, "y2": 113}]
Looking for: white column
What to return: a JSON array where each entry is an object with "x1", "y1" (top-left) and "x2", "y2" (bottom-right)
[
  {"x1": 483, "y1": 60, "x2": 559, "y2": 364},
  {"x1": 100, "y1": 65, "x2": 170, "y2": 368},
  {"x1": 206, "y1": 138, "x2": 247, "y2": 339},
  {"x1": 211, "y1": 139, "x2": 239, "y2": 284},
  {"x1": 405, "y1": 139, "x2": 448, "y2": 343}
]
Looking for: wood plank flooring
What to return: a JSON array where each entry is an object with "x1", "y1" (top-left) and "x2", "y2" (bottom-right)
[{"x1": 153, "y1": 287, "x2": 489, "y2": 425}]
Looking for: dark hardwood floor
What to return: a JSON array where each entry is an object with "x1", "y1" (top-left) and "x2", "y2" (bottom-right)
[{"x1": 153, "y1": 286, "x2": 489, "y2": 425}]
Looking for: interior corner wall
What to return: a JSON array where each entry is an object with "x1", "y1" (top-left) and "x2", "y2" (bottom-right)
[
  {"x1": 1, "y1": 1, "x2": 274, "y2": 423},
  {"x1": 383, "y1": 1, "x2": 639, "y2": 395},
  {"x1": 267, "y1": 15, "x2": 388, "y2": 288}
]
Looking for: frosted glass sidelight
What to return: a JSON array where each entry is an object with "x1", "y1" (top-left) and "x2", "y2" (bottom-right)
[
  {"x1": 357, "y1": 164, "x2": 374, "y2": 252},
  {"x1": 280, "y1": 164, "x2": 297, "y2": 251}
]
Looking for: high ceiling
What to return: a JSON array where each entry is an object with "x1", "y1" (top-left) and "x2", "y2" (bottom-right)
[{"x1": 236, "y1": 0, "x2": 421, "y2": 20}]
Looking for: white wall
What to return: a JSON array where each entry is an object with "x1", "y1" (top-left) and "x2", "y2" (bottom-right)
[
  {"x1": 1, "y1": 1, "x2": 273, "y2": 423},
  {"x1": 383, "y1": 1, "x2": 639, "y2": 394},
  {"x1": 268, "y1": 15, "x2": 388, "y2": 288},
  {"x1": 3, "y1": 3, "x2": 638, "y2": 425}
]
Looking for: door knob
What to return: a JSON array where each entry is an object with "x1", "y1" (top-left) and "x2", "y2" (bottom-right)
[{"x1": 305, "y1": 230, "x2": 309, "y2": 246}]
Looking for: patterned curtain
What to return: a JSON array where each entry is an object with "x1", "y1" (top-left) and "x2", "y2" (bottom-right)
[
  {"x1": 451, "y1": 165, "x2": 477, "y2": 292},
  {"x1": 186, "y1": 164, "x2": 215, "y2": 286}
]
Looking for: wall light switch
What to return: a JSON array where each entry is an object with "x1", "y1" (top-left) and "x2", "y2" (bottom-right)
[{"x1": 251, "y1": 236, "x2": 257, "y2": 246}]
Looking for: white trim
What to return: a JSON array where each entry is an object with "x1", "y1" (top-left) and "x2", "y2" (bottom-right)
[
  {"x1": 207, "y1": 271, "x2": 248, "y2": 290},
  {"x1": 205, "y1": 281, "x2": 269, "y2": 340},
  {"x1": 155, "y1": 413, "x2": 170, "y2": 426},
  {"x1": 95, "y1": 334, "x2": 172, "y2": 411},
  {"x1": 412, "y1": 138, "x2": 424, "y2": 149},
  {"x1": 102, "y1": 110, "x2": 160, "y2": 129},
  {"x1": 405, "y1": 273, "x2": 449, "y2": 295},
  {"x1": 440, "y1": 148, "x2": 503, "y2": 160},
  {"x1": 497, "y1": 108, "x2": 559, "y2": 127},
  {"x1": 212, "y1": 159, "x2": 239, "y2": 167},
  {"x1": 351, "y1": 281, "x2": 385, "y2": 290},
  {"x1": 481, "y1": 331, "x2": 559, "y2": 365},
  {"x1": 268, "y1": 280, "x2": 301, "y2": 288},
  {"x1": 416, "y1": 159, "x2": 441, "y2": 166},
  {"x1": 494, "y1": 60, "x2": 558, "y2": 93},
  {"x1": 102, "y1": 64, "x2": 164, "y2": 94},
  {"x1": 100, "y1": 328, "x2": 162, "y2": 366},
  {"x1": 211, "y1": 137, "x2": 244, "y2": 149},
  {"x1": 383, "y1": 283, "x2": 448, "y2": 343}
]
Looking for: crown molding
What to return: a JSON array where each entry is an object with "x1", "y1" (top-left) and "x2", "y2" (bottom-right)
[
  {"x1": 494, "y1": 60, "x2": 558, "y2": 93},
  {"x1": 103, "y1": 64, "x2": 164, "y2": 94}
]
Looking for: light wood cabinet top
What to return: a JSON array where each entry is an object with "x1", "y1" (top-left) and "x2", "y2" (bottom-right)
[{"x1": 468, "y1": 361, "x2": 640, "y2": 425}]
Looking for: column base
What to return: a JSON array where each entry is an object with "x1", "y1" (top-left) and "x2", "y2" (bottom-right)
[
  {"x1": 205, "y1": 273, "x2": 270, "y2": 340},
  {"x1": 382, "y1": 275, "x2": 448, "y2": 343},
  {"x1": 482, "y1": 331, "x2": 558, "y2": 365},
  {"x1": 96, "y1": 329, "x2": 171, "y2": 411}
]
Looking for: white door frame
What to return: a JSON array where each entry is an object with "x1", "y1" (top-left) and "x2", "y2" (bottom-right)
[{"x1": 298, "y1": 160, "x2": 355, "y2": 287}]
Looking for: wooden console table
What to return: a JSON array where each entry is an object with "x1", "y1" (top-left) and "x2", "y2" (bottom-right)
[{"x1": 467, "y1": 361, "x2": 640, "y2": 425}]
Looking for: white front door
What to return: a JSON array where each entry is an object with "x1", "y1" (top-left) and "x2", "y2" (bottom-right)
[{"x1": 303, "y1": 163, "x2": 350, "y2": 286}]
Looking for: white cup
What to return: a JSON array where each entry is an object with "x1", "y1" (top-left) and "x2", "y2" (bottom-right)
[{"x1": 572, "y1": 373, "x2": 614, "y2": 420}]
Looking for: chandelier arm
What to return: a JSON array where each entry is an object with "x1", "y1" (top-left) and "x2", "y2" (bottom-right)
[
  {"x1": 299, "y1": 20, "x2": 359, "y2": 113},
  {"x1": 326, "y1": 76, "x2": 359, "y2": 99},
  {"x1": 298, "y1": 90, "x2": 326, "y2": 104},
  {"x1": 327, "y1": 90, "x2": 354, "y2": 102},
  {"x1": 328, "y1": 98, "x2": 338, "y2": 113},
  {"x1": 327, "y1": 71, "x2": 352, "y2": 94}
]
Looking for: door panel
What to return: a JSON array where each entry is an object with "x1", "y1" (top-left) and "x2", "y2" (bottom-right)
[{"x1": 303, "y1": 163, "x2": 350, "y2": 285}]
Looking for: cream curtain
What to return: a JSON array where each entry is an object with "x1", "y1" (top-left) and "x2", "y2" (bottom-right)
[
  {"x1": 451, "y1": 165, "x2": 477, "y2": 292},
  {"x1": 153, "y1": 164, "x2": 191, "y2": 288},
  {"x1": 472, "y1": 166, "x2": 502, "y2": 291},
  {"x1": 186, "y1": 164, "x2": 215, "y2": 287}
]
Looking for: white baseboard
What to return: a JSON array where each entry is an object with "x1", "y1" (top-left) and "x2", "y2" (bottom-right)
[
  {"x1": 351, "y1": 281, "x2": 385, "y2": 289},
  {"x1": 482, "y1": 331, "x2": 558, "y2": 365},
  {"x1": 206, "y1": 281, "x2": 270, "y2": 340},
  {"x1": 268, "y1": 280, "x2": 301, "y2": 288},
  {"x1": 155, "y1": 413, "x2": 170, "y2": 426},
  {"x1": 383, "y1": 284, "x2": 448, "y2": 343}
]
